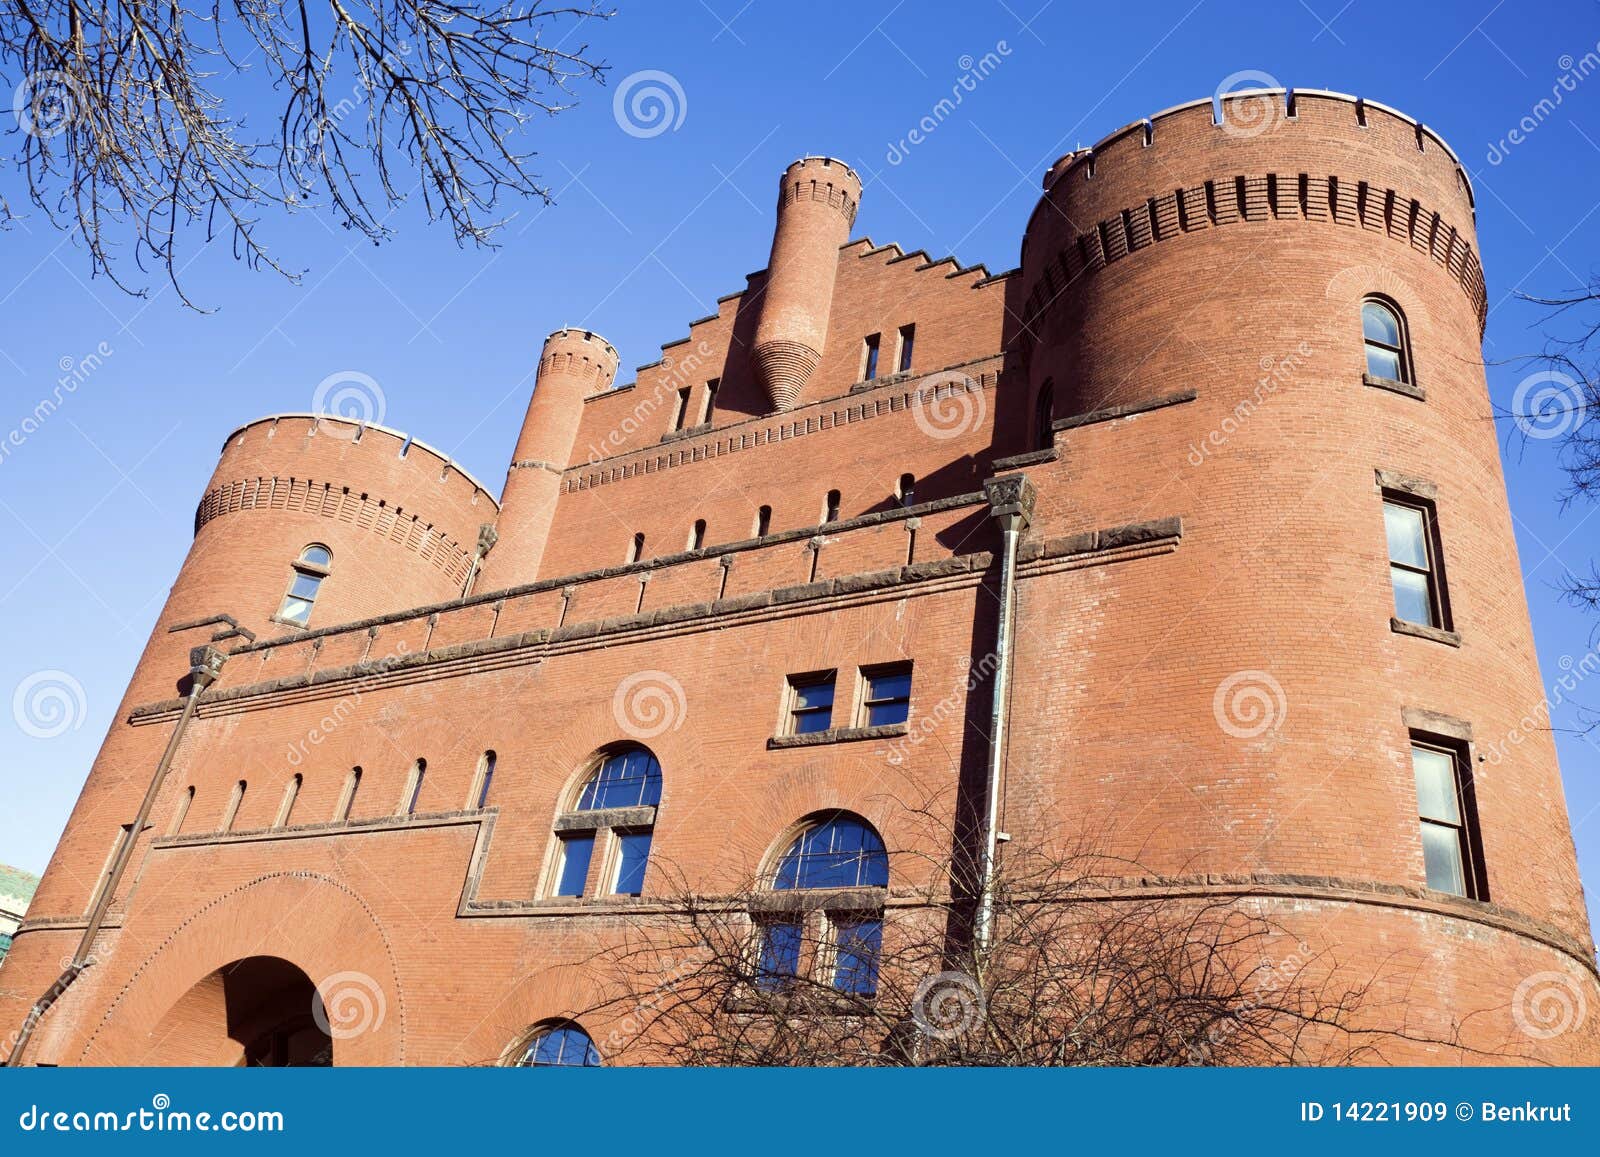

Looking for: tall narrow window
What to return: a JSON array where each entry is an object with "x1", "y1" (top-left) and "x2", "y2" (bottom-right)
[
  {"x1": 700, "y1": 379, "x2": 720, "y2": 425},
  {"x1": 1035, "y1": 379, "x2": 1055, "y2": 450},
  {"x1": 786, "y1": 672, "x2": 836, "y2": 735},
  {"x1": 471, "y1": 751, "x2": 497, "y2": 809},
  {"x1": 555, "y1": 833, "x2": 596, "y2": 897},
  {"x1": 1383, "y1": 494, "x2": 1449, "y2": 629},
  {"x1": 220, "y1": 780, "x2": 246, "y2": 832},
  {"x1": 862, "y1": 333, "x2": 881, "y2": 380},
  {"x1": 276, "y1": 544, "x2": 332, "y2": 626},
  {"x1": 670, "y1": 386, "x2": 691, "y2": 431},
  {"x1": 335, "y1": 767, "x2": 362, "y2": 821},
  {"x1": 898, "y1": 473, "x2": 916, "y2": 507},
  {"x1": 399, "y1": 759, "x2": 426, "y2": 816},
  {"x1": 897, "y1": 324, "x2": 915, "y2": 373},
  {"x1": 552, "y1": 747, "x2": 663, "y2": 899},
  {"x1": 1411, "y1": 738, "x2": 1486, "y2": 899},
  {"x1": 823, "y1": 489, "x2": 841, "y2": 524},
  {"x1": 755, "y1": 505, "x2": 772, "y2": 537},
  {"x1": 1362, "y1": 298, "x2": 1411, "y2": 384},
  {"x1": 627, "y1": 532, "x2": 645, "y2": 564},
  {"x1": 688, "y1": 519, "x2": 707, "y2": 550},
  {"x1": 274, "y1": 774, "x2": 302, "y2": 829},
  {"x1": 168, "y1": 786, "x2": 195, "y2": 837}
]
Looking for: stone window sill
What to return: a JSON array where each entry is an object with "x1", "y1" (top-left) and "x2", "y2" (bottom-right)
[
  {"x1": 1390, "y1": 616, "x2": 1461, "y2": 648},
  {"x1": 747, "y1": 887, "x2": 887, "y2": 914},
  {"x1": 1364, "y1": 373, "x2": 1425, "y2": 401},
  {"x1": 768, "y1": 722, "x2": 909, "y2": 750}
]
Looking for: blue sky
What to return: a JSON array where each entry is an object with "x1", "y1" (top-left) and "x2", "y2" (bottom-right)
[{"x1": 2, "y1": 0, "x2": 1599, "y2": 935}]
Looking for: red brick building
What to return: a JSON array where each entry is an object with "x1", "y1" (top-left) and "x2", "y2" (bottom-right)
[{"x1": 3, "y1": 89, "x2": 1596, "y2": 1065}]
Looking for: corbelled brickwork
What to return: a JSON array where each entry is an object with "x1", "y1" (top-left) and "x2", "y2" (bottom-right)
[{"x1": 3, "y1": 90, "x2": 1595, "y2": 1067}]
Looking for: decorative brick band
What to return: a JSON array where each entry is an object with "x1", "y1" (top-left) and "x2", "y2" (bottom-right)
[
  {"x1": 752, "y1": 338, "x2": 821, "y2": 411},
  {"x1": 1021, "y1": 175, "x2": 1488, "y2": 344},
  {"x1": 194, "y1": 475, "x2": 475, "y2": 586},
  {"x1": 779, "y1": 176, "x2": 859, "y2": 227}
]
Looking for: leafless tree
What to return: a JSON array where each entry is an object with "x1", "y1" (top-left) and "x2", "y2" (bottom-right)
[
  {"x1": 1, "y1": 1, "x2": 612, "y2": 306},
  {"x1": 570, "y1": 824, "x2": 1496, "y2": 1067}
]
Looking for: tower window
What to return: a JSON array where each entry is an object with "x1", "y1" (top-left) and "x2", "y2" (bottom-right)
[
  {"x1": 1383, "y1": 494, "x2": 1450, "y2": 630},
  {"x1": 859, "y1": 663, "x2": 913, "y2": 728},
  {"x1": 627, "y1": 532, "x2": 645, "y2": 564},
  {"x1": 1411, "y1": 737, "x2": 1486, "y2": 899},
  {"x1": 1035, "y1": 379, "x2": 1055, "y2": 450},
  {"x1": 276, "y1": 544, "x2": 332, "y2": 626},
  {"x1": 897, "y1": 324, "x2": 916, "y2": 373},
  {"x1": 701, "y1": 379, "x2": 720, "y2": 425},
  {"x1": 670, "y1": 386, "x2": 691, "y2": 431},
  {"x1": 689, "y1": 519, "x2": 707, "y2": 550},
  {"x1": 898, "y1": 473, "x2": 916, "y2": 507},
  {"x1": 1362, "y1": 298, "x2": 1412, "y2": 384},
  {"x1": 755, "y1": 505, "x2": 773, "y2": 537},
  {"x1": 785, "y1": 671, "x2": 836, "y2": 735},
  {"x1": 862, "y1": 334, "x2": 881, "y2": 380},
  {"x1": 823, "y1": 489, "x2": 841, "y2": 524}
]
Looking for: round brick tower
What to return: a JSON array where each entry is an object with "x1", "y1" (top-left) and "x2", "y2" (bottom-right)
[
  {"x1": 1011, "y1": 89, "x2": 1598, "y2": 1060},
  {"x1": 753, "y1": 156, "x2": 861, "y2": 412},
  {"x1": 479, "y1": 328, "x2": 619, "y2": 588}
]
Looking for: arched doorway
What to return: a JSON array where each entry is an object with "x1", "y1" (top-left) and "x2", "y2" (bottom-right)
[{"x1": 147, "y1": 955, "x2": 332, "y2": 1066}]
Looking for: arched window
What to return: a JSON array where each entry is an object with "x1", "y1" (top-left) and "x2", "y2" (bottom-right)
[
  {"x1": 688, "y1": 519, "x2": 707, "y2": 550},
  {"x1": 220, "y1": 780, "x2": 246, "y2": 832},
  {"x1": 1362, "y1": 298, "x2": 1411, "y2": 384},
  {"x1": 627, "y1": 532, "x2": 645, "y2": 564},
  {"x1": 274, "y1": 774, "x2": 302, "y2": 828},
  {"x1": 335, "y1": 767, "x2": 361, "y2": 821},
  {"x1": 755, "y1": 505, "x2": 772, "y2": 537},
  {"x1": 757, "y1": 814, "x2": 887, "y2": 997},
  {"x1": 551, "y1": 747, "x2": 663, "y2": 899},
  {"x1": 470, "y1": 751, "x2": 497, "y2": 810},
  {"x1": 823, "y1": 489, "x2": 842, "y2": 524},
  {"x1": 898, "y1": 473, "x2": 916, "y2": 507},
  {"x1": 398, "y1": 759, "x2": 426, "y2": 816},
  {"x1": 1035, "y1": 379, "x2": 1055, "y2": 450},
  {"x1": 168, "y1": 785, "x2": 195, "y2": 836},
  {"x1": 512, "y1": 1021, "x2": 601, "y2": 1067},
  {"x1": 276, "y1": 544, "x2": 332, "y2": 627}
]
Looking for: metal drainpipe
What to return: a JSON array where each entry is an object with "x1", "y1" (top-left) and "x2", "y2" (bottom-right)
[
  {"x1": 4, "y1": 644, "x2": 226, "y2": 1067},
  {"x1": 974, "y1": 475, "x2": 1035, "y2": 956}
]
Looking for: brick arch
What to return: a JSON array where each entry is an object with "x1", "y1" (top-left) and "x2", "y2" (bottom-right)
[{"x1": 78, "y1": 872, "x2": 405, "y2": 1066}]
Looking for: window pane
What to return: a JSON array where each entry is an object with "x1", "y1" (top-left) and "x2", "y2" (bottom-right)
[
  {"x1": 1362, "y1": 301, "x2": 1401, "y2": 346},
  {"x1": 757, "y1": 921, "x2": 803, "y2": 991},
  {"x1": 833, "y1": 918, "x2": 882, "y2": 995},
  {"x1": 1365, "y1": 344, "x2": 1403, "y2": 381},
  {"x1": 793, "y1": 680, "x2": 834, "y2": 710},
  {"x1": 1420, "y1": 821, "x2": 1467, "y2": 895},
  {"x1": 289, "y1": 573, "x2": 324, "y2": 602},
  {"x1": 774, "y1": 817, "x2": 888, "y2": 889},
  {"x1": 866, "y1": 700, "x2": 910, "y2": 727},
  {"x1": 1391, "y1": 566, "x2": 1435, "y2": 626},
  {"x1": 793, "y1": 708, "x2": 833, "y2": 734},
  {"x1": 278, "y1": 595, "x2": 313, "y2": 624},
  {"x1": 300, "y1": 545, "x2": 332, "y2": 568},
  {"x1": 1412, "y1": 746, "x2": 1460, "y2": 824},
  {"x1": 867, "y1": 671, "x2": 912, "y2": 703},
  {"x1": 577, "y1": 749, "x2": 662, "y2": 810},
  {"x1": 525, "y1": 1025, "x2": 599, "y2": 1067},
  {"x1": 612, "y1": 831, "x2": 652, "y2": 895},
  {"x1": 556, "y1": 834, "x2": 594, "y2": 897},
  {"x1": 1384, "y1": 503, "x2": 1428, "y2": 569}
]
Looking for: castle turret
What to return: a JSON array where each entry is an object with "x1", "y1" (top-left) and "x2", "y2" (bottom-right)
[
  {"x1": 752, "y1": 157, "x2": 861, "y2": 412},
  {"x1": 480, "y1": 328, "x2": 620, "y2": 587}
]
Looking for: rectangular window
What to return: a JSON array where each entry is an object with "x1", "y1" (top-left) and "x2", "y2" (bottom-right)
[
  {"x1": 862, "y1": 334, "x2": 881, "y2": 381},
  {"x1": 1411, "y1": 739, "x2": 1485, "y2": 899},
  {"x1": 860, "y1": 664, "x2": 912, "y2": 728},
  {"x1": 700, "y1": 379, "x2": 720, "y2": 425},
  {"x1": 671, "y1": 386, "x2": 691, "y2": 431},
  {"x1": 611, "y1": 830, "x2": 653, "y2": 896},
  {"x1": 897, "y1": 324, "x2": 915, "y2": 373},
  {"x1": 757, "y1": 919, "x2": 804, "y2": 992},
  {"x1": 787, "y1": 673, "x2": 836, "y2": 735},
  {"x1": 555, "y1": 833, "x2": 595, "y2": 898},
  {"x1": 832, "y1": 917, "x2": 882, "y2": 995},
  {"x1": 1383, "y1": 495, "x2": 1448, "y2": 629}
]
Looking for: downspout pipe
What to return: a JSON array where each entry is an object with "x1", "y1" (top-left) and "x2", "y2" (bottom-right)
[
  {"x1": 974, "y1": 474, "x2": 1036, "y2": 956},
  {"x1": 4, "y1": 644, "x2": 226, "y2": 1067}
]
